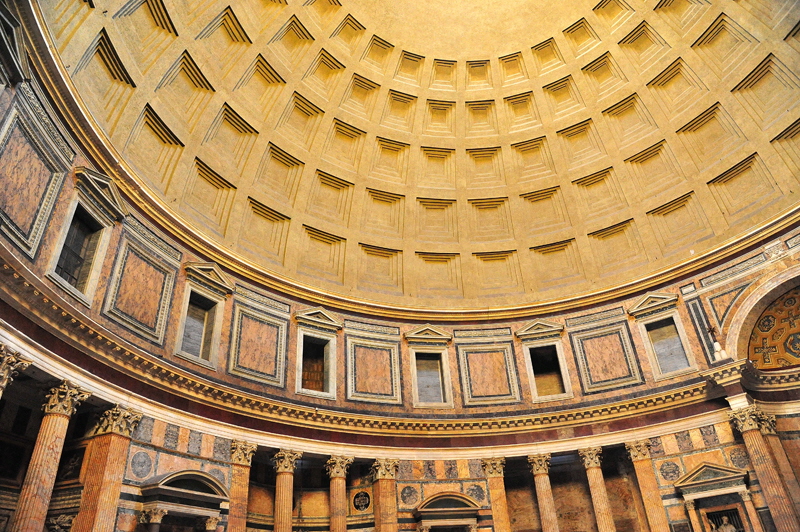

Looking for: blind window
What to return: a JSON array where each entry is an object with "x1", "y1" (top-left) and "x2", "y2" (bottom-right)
[
  {"x1": 415, "y1": 353, "x2": 445, "y2": 403},
  {"x1": 180, "y1": 292, "x2": 216, "y2": 360},
  {"x1": 646, "y1": 318, "x2": 690, "y2": 374}
]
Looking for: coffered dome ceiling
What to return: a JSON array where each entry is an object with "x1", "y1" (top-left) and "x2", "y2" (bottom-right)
[{"x1": 35, "y1": 0, "x2": 800, "y2": 312}]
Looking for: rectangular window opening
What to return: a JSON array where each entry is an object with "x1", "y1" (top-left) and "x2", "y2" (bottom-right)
[
  {"x1": 529, "y1": 345, "x2": 565, "y2": 396},
  {"x1": 415, "y1": 352, "x2": 445, "y2": 404},
  {"x1": 181, "y1": 292, "x2": 216, "y2": 360},
  {"x1": 301, "y1": 336, "x2": 329, "y2": 392},
  {"x1": 646, "y1": 317, "x2": 690, "y2": 374},
  {"x1": 55, "y1": 205, "x2": 103, "y2": 292}
]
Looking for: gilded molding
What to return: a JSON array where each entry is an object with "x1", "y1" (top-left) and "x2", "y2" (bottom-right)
[
  {"x1": 371, "y1": 458, "x2": 400, "y2": 480},
  {"x1": 138, "y1": 509, "x2": 168, "y2": 524},
  {"x1": 272, "y1": 449, "x2": 302, "y2": 473},
  {"x1": 0, "y1": 343, "x2": 30, "y2": 397},
  {"x1": 729, "y1": 405, "x2": 761, "y2": 433},
  {"x1": 91, "y1": 404, "x2": 142, "y2": 437},
  {"x1": 325, "y1": 455, "x2": 354, "y2": 478},
  {"x1": 579, "y1": 447, "x2": 602, "y2": 469},
  {"x1": 43, "y1": 380, "x2": 91, "y2": 416},
  {"x1": 625, "y1": 440, "x2": 651, "y2": 461},
  {"x1": 481, "y1": 457, "x2": 505, "y2": 477},
  {"x1": 231, "y1": 440, "x2": 258, "y2": 466},
  {"x1": 527, "y1": 453, "x2": 550, "y2": 475}
]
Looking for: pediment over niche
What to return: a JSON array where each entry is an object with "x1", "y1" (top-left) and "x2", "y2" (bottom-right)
[
  {"x1": 75, "y1": 166, "x2": 128, "y2": 222},
  {"x1": 627, "y1": 292, "x2": 679, "y2": 318},
  {"x1": 515, "y1": 319, "x2": 564, "y2": 340},
  {"x1": 185, "y1": 262, "x2": 234, "y2": 295},
  {"x1": 294, "y1": 307, "x2": 343, "y2": 331},
  {"x1": 674, "y1": 462, "x2": 748, "y2": 496},
  {"x1": 405, "y1": 324, "x2": 452, "y2": 345}
]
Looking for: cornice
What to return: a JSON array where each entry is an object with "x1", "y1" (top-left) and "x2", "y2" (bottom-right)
[{"x1": 15, "y1": 0, "x2": 800, "y2": 321}]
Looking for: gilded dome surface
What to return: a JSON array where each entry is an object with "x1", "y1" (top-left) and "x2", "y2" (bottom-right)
[{"x1": 36, "y1": 0, "x2": 800, "y2": 314}]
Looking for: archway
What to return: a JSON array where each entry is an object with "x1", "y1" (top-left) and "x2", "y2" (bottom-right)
[
  {"x1": 138, "y1": 471, "x2": 229, "y2": 532},
  {"x1": 413, "y1": 493, "x2": 481, "y2": 532}
]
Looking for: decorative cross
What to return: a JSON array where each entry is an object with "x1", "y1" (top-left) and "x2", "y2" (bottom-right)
[
  {"x1": 781, "y1": 310, "x2": 800, "y2": 328},
  {"x1": 753, "y1": 338, "x2": 777, "y2": 364}
]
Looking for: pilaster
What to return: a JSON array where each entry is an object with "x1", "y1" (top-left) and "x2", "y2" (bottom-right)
[
  {"x1": 481, "y1": 458, "x2": 511, "y2": 532},
  {"x1": 625, "y1": 439, "x2": 670, "y2": 532},
  {"x1": 229, "y1": 441, "x2": 258, "y2": 532},
  {"x1": 372, "y1": 458, "x2": 399, "y2": 532}
]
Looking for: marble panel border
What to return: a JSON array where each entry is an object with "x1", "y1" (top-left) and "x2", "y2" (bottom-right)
[
  {"x1": 227, "y1": 298, "x2": 289, "y2": 388},
  {"x1": 345, "y1": 334, "x2": 401, "y2": 404},
  {"x1": 457, "y1": 341, "x2": 521, "y2": 406},
  {"x1": 569, "y1": 321, "x2": 643, "y2": 394}
]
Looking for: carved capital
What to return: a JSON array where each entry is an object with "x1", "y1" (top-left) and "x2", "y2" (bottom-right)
[
  {"x1": 0, "y1": 344, "x2": 30, "y2": 395},
  {"x1": 481, "y1": 457, "x2": 505, "y2": 477},
  {"x1": 46, "y1": 514, "x2": 75, "y2": 532},
  {"x1": 371, "y1": 458, "x2": 400, "y2": 480},
  {"x1": 418, "y1": 526, "x2": 431, "y2": 532},
  {"x1": 231, "y1": 440, "x2": 258, "y2": 466},
  {"x1": 138, "y1": 509, "x2": 168, "y2": 524},
  {"x1": 43, "y1": 381, "x2": 91, "y2": 416},
  {"x1": 527, "y1": 453, "x2": 551, "y2": 475},
  {"x1": 579, "y1": 447, "x2": 602, "y2": 469},
  {"x1": 684, "y1": 500, "x2": 695, "y2": 511},
  {"x1": 739, "y1": 490, "x2": 752, "y2": 502},
  {"x1": 325, "y1": 455, "x2": 354, "y2": 478},
  {"x1": 202, "y1": 516, "x2": 221, "y2": 531},
  {"x1": 729, "y1": 405, "x2": 762, "y2": 433},
  {"x1": 757, "y1": 411, "x2": 777, "y2": 436},
  {"x1": 625, "y1": 440, "x2": 652, "y2": 461},
  {"x1": 272, "y1": 449, "x2": 302, "y2": 473},
  {"x1": 91, "y1": 405, "x2": 142, "y2": 437}
]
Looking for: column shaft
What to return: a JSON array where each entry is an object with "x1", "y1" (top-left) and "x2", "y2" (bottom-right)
[
  {"x1": 628, "y1": 457, "x2": 670, "y2": 531},
  {"x1": 275, "y1": 472, "x2": 294, "y2": 532},
  {"x1": 585, "y1": 466, "x2": 617, "y2": 532},
  {"x1": 685, "y1": 502, "x2": 703, "y2": 532},
  {"x1": 228, "y1": 463, "x2": 251, "y2": 532},
  {"x1": 742, "y1": 496, "x2": 766, "y2": 532},
  {"x1": 765, "y1": 432, "x2": 800, "y2": 516},
  {"x1": 330, "y1": 475, "x2": 347, "y2": 532},
  {"x1": 9, "y1": 412, "x2": 71, "y2": 532},
  {"x1": 374, "y1": 478, "x2": 398, "y2": 532},
  {"x1": 487, "y1": 475, "x2": 512, "y2": 532},
  {"x1": 533, "y1": 473, "x2": 560, "y2": 532}
]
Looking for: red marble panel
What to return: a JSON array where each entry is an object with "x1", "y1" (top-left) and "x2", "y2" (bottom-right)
[
  {"x1": 0, "y1": 121, "x2": 51, "y2": 235},
  {"x1": 582, "y1": 333, "x2": 630, "y2": 382},
  {"x1": 354, "y1": 345, "x2": 393, "y2": 395},
  {"x1": 113, "y1": 248, "x2": 167, "y2": 329},
  {"x1": 236, "y1": 314, "x2": 280, "y2": 377},
  {"x1": 468, "y1": 350, "x2": 511, "y2": 397}
]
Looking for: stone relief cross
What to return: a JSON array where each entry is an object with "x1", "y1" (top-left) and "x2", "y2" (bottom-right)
[
  {"x1": 754, "y1": 338, "x2": 777, "y2": 364},
  {"x1": 781, "y1": 310, "x2": 800, "y2": 328}
]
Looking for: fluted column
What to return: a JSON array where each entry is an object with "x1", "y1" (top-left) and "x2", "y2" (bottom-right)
[
  {"x1": 326, "y1": 456, "x2": 354, "y2": 532},
  {"x1": 730, "y1": 406, "x2": 800, "y2": 532},
  {"x1": 138, "y1": 509, "x2": 168, "y2": 532},
  {"x1": 740, "y1": 490, "x2": 766, "y2": 532},
  {"x1": 273, "y1": 450, "x2": 302, "y2": 532},
  {"x1": 758, "y1": 412, "x2": 800, "y2": 516},
  {"x1": 372, "y1": 459, "x2": 399, "y2": 532},
  {"x1": 482, "y1": 458, "x2": 511, "y2": 532},
  {"x1": 579, "y1": 448, "x2": 616, "y2": 532},
  {"x1": 72, "y1": 405, "x2": 142, "y2": 532},
  {"x1": 625, "y1": 440, "x2": 669, "y2": 532},
  {"x1": 229, "y1": 441, "x2": 258, "y2": 532},
  {"x1": 10, "y1": 381, "x2": 91, "y2": 532},
  {"x1": 527, "y1": 454, "x2": 559, "y2": 532},
  {"x1": 0, "y1": 345, "x2": 30, "y2": 400}
]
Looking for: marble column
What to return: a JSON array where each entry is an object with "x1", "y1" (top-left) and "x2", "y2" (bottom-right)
[
  {"x1": 740, "y1": 490, "x2": 766, "y2": 532},
  {"x1": 758, "y1": 412, "x2": 800, "y2": 516},
  {"x1": 578, "y1": 448, "x2": 616, "y2": 532},
  {"x1": 527, "y1": 454, "x2": 559, "y2": 532},
  {"x1": 684, "y1": 500, "x2": 703, "y2": 532},
  {"x1": 482, "y1": 458, "x2": 512, "y2": 532},
  {"x1": 326, "y1": 456, "x2": 354, "y2": 532},
  {"x1": 72, "y1": 405, "x2": 142, "y2": 532},
  {"x1": 625, "y1": 440, "x2": 670, "y2": 532},
  {"x1": 730, "y1": 406, "x2": 800, "y2": 532},
  {"x1": 229, "y1": 440, "x2": 258, "y2": 532},
  {"x1": 372, "y1": 458, "x2": 399, "y2": 532},
  {"x1": 138, "y1": 509, "x2": 168, "y2": 532},
  {"x1": 9, "y1": 381, "x2": 91, "y2": 532},
  {"x1": 273, "y1": 449, "x2": 303, "y2": 532},
  {"x1": 0, "y1": 344, "x2": 30, "y2": 400}
]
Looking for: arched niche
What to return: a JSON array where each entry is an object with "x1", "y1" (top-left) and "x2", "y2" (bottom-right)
[
  {"x1": 139, "y1": 470, "x2": 229, "y2": 524},
  {"x1": 412, "y1": 492, "x2": 481, "y2": 532}
]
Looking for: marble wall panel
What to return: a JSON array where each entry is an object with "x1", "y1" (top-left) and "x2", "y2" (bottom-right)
[
  {"x1": 346, "y1": 335, "x2": 401, "y2": 404},
  {"x1": 228, "y1": 299, "x2": 288, "y2": 387},
  {"x1": 569, "y1": 322, "x2": 642, "y2": 394},
  {"x1": 457, "y1": 342, "x2": 520, "y2": 405}
]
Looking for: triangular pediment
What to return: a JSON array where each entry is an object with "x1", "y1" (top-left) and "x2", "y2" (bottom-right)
[
  {"x1": 405, "y1": 324, "x2": 452, "y2": 344},
  {"x1": 515, "y1": 319, "x2": 564, "y2": 340},
  {"x1": 294, "y1": 307, "x2": 343, "y2": 331},
  {"x1": 674, "y1": 462, "x2": 748, "y2": 492},
  {"x1": 75, "y1": 167, "x2": 128, "y2": 222},
  {"x1": 184, "y1": 262, "x2": 234, "y2": 295},
  {"x1": 627, "y1": 292, "x2": 679, "y2": 318}
]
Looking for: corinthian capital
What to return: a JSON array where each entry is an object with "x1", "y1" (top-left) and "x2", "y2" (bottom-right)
[
  {"x1": 481, "y1": 457, "x2": 505, "y2": 477},
  {"x1": 371, "y1": 458, "x2": 400, "y2": 480},
  {"x1": 325, "y1": 455, "x2": 354, "y2": 478},
  {"x1": 231, "y1": 440, "x2": 258, "y2": 466},
  {"x1": 729, "y1": 405, "x2": 761, "y2": 433},
  {"x1": 578, "y1": 447, "x2": 602, "y2": 469},
  {"x1": 0, "y1": 344, "x2": 30, "y2": 398},
  {"x1": 138, "y1": 509, "x2": 168, "y2": 524},
  {"x1": 272, "y1": 449, "x2": 302, "y2": 473},
  {"x1": 91, "y1": 405, "x2": 142, "y2": 437},
  {"x1": 527, "y1": 453, "x2": 551, "y2": 475},
  {"x1": 757, "y1": 411, "x2": 777, "y2": 436},
  {"x1": 625, "y1": 440, "x2": 652, "y2": 461},
  {"x1": 43, "y1": 380, "x2": 91, "y2": 416}
]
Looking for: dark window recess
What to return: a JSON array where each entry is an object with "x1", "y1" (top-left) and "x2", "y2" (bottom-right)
[
  {"x1": 301, "y1": 336, "x2": 328, "y2": 392},
  {"x1": 0, "y1": 440, "x2": 26, "y2": 480},
  {"x1": 529, "y1": 345, "x2": 565, "y2": 396},
  {"x1": 646, "y1": 318, "x2": 690, "y2": 374},
  {"x1": 415, "y1": 353, "x2": 445, "y2": 403},
  {"x1": 11, "y1": 405, "x2": 31, "y2": 435},
  {"x1": 55, "y1": 206, "x2": 102, "y2": 291},
  {"x1": 180, "y1": 292, "x2": 216, "y2": 360}
]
